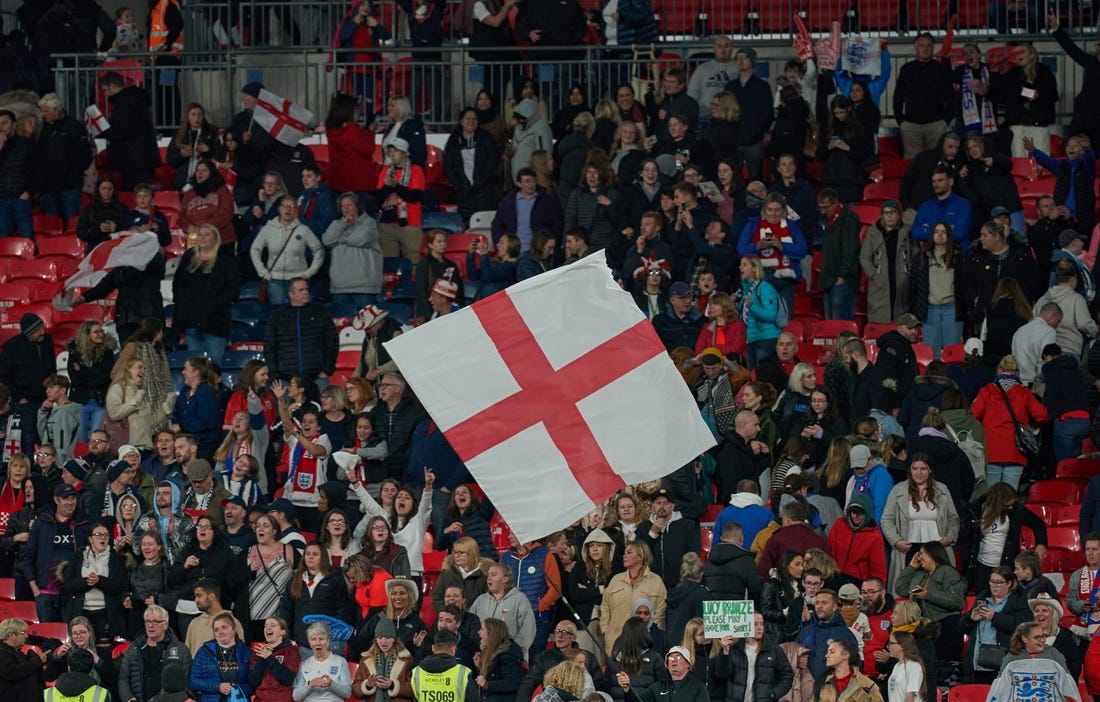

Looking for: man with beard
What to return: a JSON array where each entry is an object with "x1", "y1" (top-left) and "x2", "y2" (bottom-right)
[
  {"x1": 860, "y1": 577, "x2": 895, "y2": 677},
  {"x1": 638, "y1": 489, "x2": 702, "y2": 589},
  {"x1": 135, "y1": 481, "x2": 195, "y2": 565}
]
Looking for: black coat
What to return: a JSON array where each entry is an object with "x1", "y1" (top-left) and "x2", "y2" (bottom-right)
[
  {"x1": 171, "y1": 250, "x2": 243, "y2": 338},
  {"x1": 66, "y1": 341, "x2": 115, "y2": 405},
  {"x1": 77, "y1": 198, "x2": 130, "y2": 246},
  {"x1": 36, "y1": 114, "x2": 92, "y2": 194},
  {"x1": 703, "y1": 542, "x2": 765, "y2": 605},
  {"x1": 960, "y1": 240, "x2": 1043, "y2": 317},
  {"x1": 58, "y1": 546, "x2": 128, "y2": 637},
  {"x1": 0, "y1": 331, "x2": 55, "y2": 403},
  {"x1": 637, "y1": 517, "x2": 703, "y2": 589},
  {"x1": 875, "y1": 330, "x2": 918, "y2": 398},
  {"x1": 666, "y1": 579, "x2": 709, "y2": 644},
  {"x1": 956, "y1": 152, "x2": 1023, "y2": 230},
  {"x1": 100, "y1": 86, "x2": 161, "y2": 173},
  {"x1": 766, "y1": 99, "x2": 811, "y2": 164},
  {"x1": 165, "y1": 128, "x2": 223, "y2": 190},
  {"x1": 714, "y1": 637, "x2": 793, "y2": 702},
  {"x1": 442, "y1": 128, "x2": 499, "y2": 219},
  {"x1": 168, "y1": 538, "x2": 246, "y2": 610},
  {"x1": 759, "y1": 578, "x2": 798, "y2": 643},
  {"x1": 0, "y1": 641, "x2": 45, "y2": 702},
  {"x1": 82, "y1": 249, "x2": 166, "y2": 331},
  {"x1": 0, "y1": 133, "x2": 36, "y2": 199},
  {"x1": 263, "y1": 301, "x2": 339, "y2": 379},
  {"x1": 280, "y1": 571, "x2": 352, "y2": 646}
]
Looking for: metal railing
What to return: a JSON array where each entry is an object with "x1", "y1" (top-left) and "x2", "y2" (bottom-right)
[
  {"x1": 52, "y1": 32, "x2": 1092, "y2": 134},
  {"x1": 171, "y1": 0, "x2": 1099, "y2": 55}
]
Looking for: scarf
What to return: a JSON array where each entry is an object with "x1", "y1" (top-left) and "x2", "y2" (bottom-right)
[
  {"x1": 891, "y1": 620, "x2": 919, "y2": 634},
  {"x1": 374, "y1": 651, "x2": 396, "y2": 702},
  {"x1": 0, "y1": 482, "x2": 24, "y2": 530},
  {"x1": 385, "y1": 163, "x2": 413, "y2": 189},
  {"x1": 1079, "y1": 567, "x2": 1100, "y2": 625},
  {"x1": 751, "y1": 217, "x2": 795, "y2": 272},
  {"x1": 381, "y1": 165, "x2": 413, "y2": 223},
  {"x1": 136, "y1": 343, "x2": 171, "y2": 432},
  {"x1": 960, "y1": 64, "x2": 997, "y2": 134}
]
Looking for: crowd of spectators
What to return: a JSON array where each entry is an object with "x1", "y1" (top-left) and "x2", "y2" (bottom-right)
[{"x1": 3, "y1": 5, "x2": 1100, "y2": 702}]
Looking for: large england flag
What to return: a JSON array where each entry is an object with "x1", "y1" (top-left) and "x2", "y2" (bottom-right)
[{"x1": 385, "y1": 255, "x2": 715, "y2": 542}]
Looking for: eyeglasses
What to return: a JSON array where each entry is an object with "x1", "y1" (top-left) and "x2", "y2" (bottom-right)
[
  {"x1": 89, "y1": 439, "x2": 108, "y2": 444},
  {"x1": 554, "y1": 629, "x2": 576, "y2": 637},
  {"x1": 35, "y1": 451, "x2": 54, "y2": 458},
  {"x1": 144, "y1": 619, "x2": 167, "y2": 625},
  {"x1": 989, "y1": 579, "x2": 1008, "y2": 585},
  {"x1": 803, "y1": 580, "x2": 823, "y2": 588},
  {"x1": 91, "y1": 532, "x2": 110, "y2": 538},
  {"x1": 328, "y1": 519, "x2": 346, "y2": 525},
  {"x1": 379, "y1": 383, "x2": 400, "y2": 388}
]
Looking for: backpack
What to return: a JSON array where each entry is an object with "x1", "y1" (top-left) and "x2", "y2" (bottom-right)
[{"x1": 945, "y1": 422, "x2": 986, "y2": 483}]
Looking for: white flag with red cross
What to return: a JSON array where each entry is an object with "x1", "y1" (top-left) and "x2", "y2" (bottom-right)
[
  {"x1": 253, "y1": 88, "x2": 313, "y2": 146},
  {"x1": 384, "y1": 255, "x2": 715, "y2": 542},
  {"x1": 85, "y1": 104, "x2": 110, "y2": 135}
]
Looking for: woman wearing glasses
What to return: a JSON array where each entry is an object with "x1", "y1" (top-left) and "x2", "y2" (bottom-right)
[
  {"x1": 57, "y1": 525, "x2": 127, "y2": 643},
  {"x1": 959, "y1": 565, "x2": 1031, "y2": 683}
]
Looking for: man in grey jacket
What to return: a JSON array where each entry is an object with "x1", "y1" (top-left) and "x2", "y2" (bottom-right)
[{"x1": 37, "y1": 375, "x2": 81, "y2": 464}]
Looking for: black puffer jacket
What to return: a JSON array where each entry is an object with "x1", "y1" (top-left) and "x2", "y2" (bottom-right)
[
  {"x1": 369, "y1": 398, "x2": 426, "y2": 478},
  {"x1": 81, "y1": 249, "x2": 166, "y2": 331},
  {"x1": 703, "y1": 541, "x2": 765, "y2": 604},
  {"x1": 0, "y1": 134, "x2": 36, "y2": 199},
  {"x1": 714, "y1": 637, "x2": 793, "y2": 702},
  {"x1": 957, "y1": 151, "x2": 1023, "y2": 230},
  {"x1": 57, "y1": 546, "x2": 127, "y2": 636},
  {"x1": 442, "y1": 127, "x2": 500, "y2": 218},
  {"x1": 0, "y1": 640, "x2": 45, "y2": 702},
  {"x1": 77, "y1": 197, "x2": 130, "y2": 246},
  {"x1": 171, "y1": 249, "x2": 243, "y2": 338},
  {"x1": 100, "y1": 86, "x2": 161, "y2": 173},
  {"x1": 38, "y1": 115, "x2": 92, "y2": 194},
  {"x1": 262, "y1": 300, "x2": 339, "y2": 379}
]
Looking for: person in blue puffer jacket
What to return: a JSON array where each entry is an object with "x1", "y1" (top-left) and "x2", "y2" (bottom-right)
[{"x1": 189, "y1": 612, "x2": 253, "y2": 702}]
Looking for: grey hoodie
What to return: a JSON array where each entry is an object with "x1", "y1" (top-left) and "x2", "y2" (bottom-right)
[
  {"x1": 321, "y1": 213, "x2": 383, "y2": 295},
  {"x1": 511, "y1": 98, "x2": 554, "y2": 180},
  {"x1": 468, "y1": 586, "x2": 536, "y2": 659},
  {"x1": 1033, "y1": 283, "x2": 1097, "y2": 357}
]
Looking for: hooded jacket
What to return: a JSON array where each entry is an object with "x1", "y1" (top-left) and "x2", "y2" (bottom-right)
[
  {"x1": 703, "y1": 540, "x2": 764, "y2": 604},
  {"x1": 134, "y1": 480, "x2": 195, "y2": 565},
  {"x1": 715, "y1": 636, "x2": 794, "y2": 702},
  {"x1": 468, "y1": 587, "x2": 537, "y2": 656},
  {"x1": 899, "y1": 375, "x2": 957, "y2": 444},
  {"x1": 638, "y1": 510, "x2": 702, "y2": 589},
  {"x1": 566, "y1": 529, "x2": 615, "y2": 624},
  {"x1": 826, "y1": 493, "x2": 887, "y2": 583},
  {"x1": 100, "y1": 85, "x2": 161, "y2": 173},
  {"x1": 797, "y1": 611, "x2": 857, "y2": 678},
  {"x1": 431, "y1": 554, "x2": 493, "y2": 612},
  {"x1": 1034, "y1": 283, "x2": 1097, "y2": 358},
  {"x1": 713, "y1": 494, "x2": 773, "y2": 546},
  {"x1": 511, "y1": 99, "x2": 554, "y2": 181}
]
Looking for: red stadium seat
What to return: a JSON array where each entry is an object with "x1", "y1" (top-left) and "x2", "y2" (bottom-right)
[
  {"x1": 1057, "y1": 456, "x2": 1100, "y2": 479},
  {"x1": 32, "y1": 215, "x2": 64, "y2": 238},
  {"x1": 783, "y1": 320, "x2": 805, "y2": 342},
  {"x1": 0, "y1": 239, "x2": 35, "y2": 260},
  {"x1": 0, "y1": 600, "x2": 39, "y2": 623},
  {"x1": 858, "y1": 0, "x2": 900, "y2": 29},
  {"x1": 949, "y1": 685, "x2": 992, "y2": 702},
  {"x1": 912, "y1": 343, "x2": 933, "y2": 365},
  {"x1": 0, "y1": 282, "x2": 33, "y2": 307},
  {"x1": 1049, "y1": 504, "x2": 1080, "y2": 527},
  {"x1": 1029, "y1": 479, "x2": 1088, "y2": 505},
  {"x1": 810, "y1": 320, "x2": 860, "y2": 365},
  {"x1": 1043, "y1": 548, "x2": 1086, "y2": 572},
  {"x1": 658, "y1": 0, "x2": 702, "y2": 33},
  {"x1": 1045, "y1": 527, "x2": 1081, "y2": 551},
  {"x1": 1011, "y1": 157, "x2": 1039, "y2": 181},
  {"x1": 863, "y1": 321, "x2": 896, "y2": 339},
  {"x1": 37, "y1": 236, "x2": 87, "y2": 259},
  {"x1": 154, "y1": 190, "x2": 182, "y2": 211},
  {"x1": 0, "y1": 578, "x2": 14, "y2": 600},
  {"x1": 863, "y1": 180, "x2": 900, "y2": 202},
  {"x1": 5, "y1": 260, "x2": 59, "y2": 283},
  {"x1": 850, "y1": 204, "x2": 882, "y2": 226},
  {"x1": 940, "y1": 343, "x2": 965, "y2": 363},
  {"x1": 906, "y1": 0, "x2": 949, "y2": 29},
  {"x1": 700, "y1": 526, "x2": 713, "y2": 561},
  {"x1": 27, "y1": 622, "x2": 70, "y2": 641}
]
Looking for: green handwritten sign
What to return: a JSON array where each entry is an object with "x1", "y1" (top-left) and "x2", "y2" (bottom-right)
[{"x1": 702, "y1": 600, "x2": 754, "y2": 638}]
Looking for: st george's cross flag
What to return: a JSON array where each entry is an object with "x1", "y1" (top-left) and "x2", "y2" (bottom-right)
[
  {"x1": 53, "y1": 231, "x2": 163, "y2": 311},
  {"x1": 253, "y1": 88, "x2": 313, "y2": 146},
  {"x1": 385, "y1": 255, "x2": 715, "y2": 542}
]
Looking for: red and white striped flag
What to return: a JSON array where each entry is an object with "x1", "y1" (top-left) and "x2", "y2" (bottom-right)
[
  {"x1": 384, "y1": 256, "x2": 715, "y2": 542},
  {"x1": 253, "y1": 88, "x2": 313, "y2": 146},
  {"x1": 53, "y1": 232, "x2": 162, "y2": 311}
]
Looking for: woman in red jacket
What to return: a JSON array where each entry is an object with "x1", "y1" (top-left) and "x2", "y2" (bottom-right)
[
  {"x1": 178, "y1": 160, "x2": 235, "y2": 244},
  {"x1": 970, "y1": 354, "x2": 1048, "y2": 491},
  {"x1": 321, "y1": 94, "x2": 379, "y2": 195},
  {"x1": 694, "y1": 291, "x2": 747, "y2": 358}
]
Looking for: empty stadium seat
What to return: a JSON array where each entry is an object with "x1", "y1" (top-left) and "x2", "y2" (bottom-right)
[
  {"x1": 467, "y1": 210, "x2": 496, "y2": 234},
  {"x1": 940, "y1": 343, "x2": 965, "y2": 363},
  {"x1": 912, "y1": 343, "x2": 933, "y2": 365},
  {"x1": 230, "y1": 301, "x2": 266, "y2": 326},
  {"x1": 32, "y1": 215, "x2": 64, "y2": 238},
  {"x1": 5, "y1": 260, "x2": 59, "y2": 283},
  {"x1": 1029, "y1": 479, "x2": 1087, "y2": 504},
  {"x1": 948, "y1": 684, "x2": 991, "y2": 702},
  {"x1": 1045, "y1": 526, "x2": 1081, "y2": 551},
  {"x1": 0, "y1": 239, "x2": 35, "y2": 260},
  {"x1": 0, "y1": 600, "x2": 38, "y2": 623},
  {"x1": 863, "y1": 180, "x2": 900, "y2": 202},
  {"x1": 0, "y1": 578, "x2": 14, "y2": 600},
  {"x1": 0, "y1": 282, "x2": 33, "y2": 307},
  {"x1": 1056, "y1": 456, "x2": 1100, "y2": 479},
  {"x1": 1042, "y1": 548, "x2": 1086, "y2": 572},
  {"x1": 850, "y1": 205, "x2": 882, "y2": 226},
  {"x1": 221, "y1": 349, "x2": 265, "y2": 369}
]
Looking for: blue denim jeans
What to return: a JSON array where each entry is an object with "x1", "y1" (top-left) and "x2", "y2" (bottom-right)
[
  {"x1": 40, "y1": 190, "x2": 83, "y2": 225},
  {"x1": 266, "y1": 279, "x2": 288, "y2": 306},
  {"x1": 331, "y1": 292, "x2": 377, "y2": 310},
  {"x1": 923, "y1": 302, "x2": 962, "y2": 360},
  {"x1": 986, "y1": 463, "x2": 1024, "y2": 490},
  {"x1": 80, "y1": 400, "x2": 106, "y2": 443},
  {"x1": 824, "y1": 284, "x2": 855, "y2": 320},
  {"x1": 1053, "y1": 417, "x2": 1090, "y2": 463},
  {"x1": 185, "y1": 328, "x2": 228, "y2": 362},
  {"x1": 0, "y1": 197, "x2": 33, "y2": 237}
]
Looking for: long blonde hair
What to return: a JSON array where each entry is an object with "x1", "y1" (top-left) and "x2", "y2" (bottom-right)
[
  {"x1": 820, "y1": 436, "x2": 853, "y2": 489},
  {"x1": 109, "y1": 357, "x2": 144, "y2": 403},
  {"x1": 75, "y1": 320, "x2": 117, "y2": 364},
  {"x1": 186, "y1": 224, "x2": 220, "y2": 274}
]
